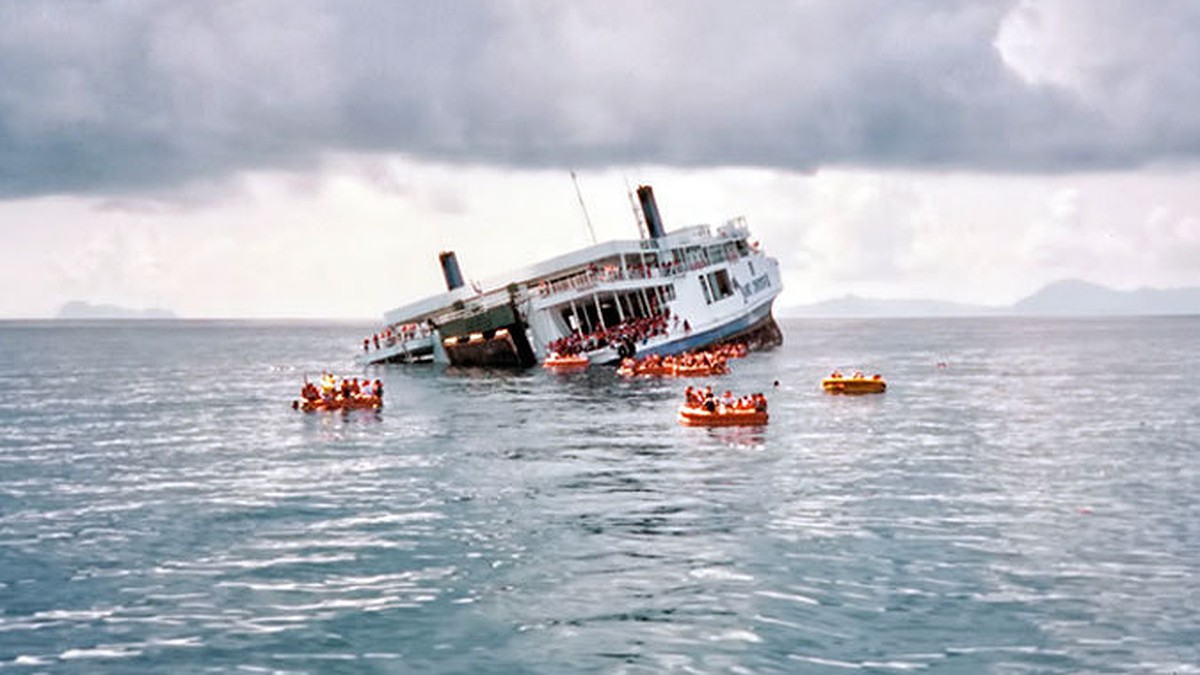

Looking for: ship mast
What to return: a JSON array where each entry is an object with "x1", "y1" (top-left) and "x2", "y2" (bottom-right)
[
  {"x1": 625, "y1": 175, "x2": 648, "y2": 239},
  {"x1": 570, "y1": 171, "x2": 597, "y2": 245}
]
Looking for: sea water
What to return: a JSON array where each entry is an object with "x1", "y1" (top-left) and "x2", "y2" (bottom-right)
[{"x1": 1, "y1": 317, "x2": 1198, "y2": 673}]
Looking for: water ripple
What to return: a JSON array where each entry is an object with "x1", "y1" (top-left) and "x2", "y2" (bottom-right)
[{"x1": 1, "y1": 318, "x2": 1198, "y2": 672}]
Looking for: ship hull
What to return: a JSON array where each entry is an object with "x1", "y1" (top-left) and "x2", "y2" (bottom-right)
[
  {"x1": 360, "y1": 189, "x2": 785, "y2": 370},
  {"x1": 585, "y1": 299, "x2": 782, "y2": 365}
]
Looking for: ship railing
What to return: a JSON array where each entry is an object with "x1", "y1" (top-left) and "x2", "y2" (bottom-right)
[
  {"x1": 360, "y1": 330, "x2": 435, "y2": 363},
  {"x1": 431, "y1": 288, "x2": 519, "y2": 326},
  {"x1": 542, "y1": 271, "x2": 598, "y2": 296},
  {"x1": 536, "y1": 263, "x2": 701, "y2": 300},
  {"x1": 717, "y1": 217, "x2": 749, "y2": 240},
  {"x1": 381, "y1": 325, "x2": 434, "y2": 349}
]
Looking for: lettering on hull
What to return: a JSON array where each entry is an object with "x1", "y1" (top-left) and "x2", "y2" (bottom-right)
[{"x1": 739, "y1": 274, "x2": 772, "y2": 302}]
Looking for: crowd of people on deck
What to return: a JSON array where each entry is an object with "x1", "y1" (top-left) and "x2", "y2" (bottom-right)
[
  {"x1": 296, "y1": 372, "x2": 383, "y2": 408},
  {"x1": 683, "y1": 385, "x2": 768, "y2": 414},
  {"x1": 363, "y1": 323, "x2": 432, "y2": 352},
  {"x1": 546, "y1": 313, "x2": 670, "y2": 356}
]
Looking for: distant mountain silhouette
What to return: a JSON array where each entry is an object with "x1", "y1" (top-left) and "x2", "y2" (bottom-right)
[
  {"x1": 57, "y1": 301, "x2": 177, "y2": 319},
  {"x1": 1012, "y1": 279, "x2": 1200, "y2": 316},
  {"x1": 786, "y1": 295, "x2": 1000, "y2": 318},
  {"x1": 784, "y1": 280, "x2": 1200, "y2": 318}
]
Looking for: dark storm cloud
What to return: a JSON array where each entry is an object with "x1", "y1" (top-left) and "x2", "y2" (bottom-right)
[{"x1": 2, "y1": 0, "x2": 1198, "y2": 199}]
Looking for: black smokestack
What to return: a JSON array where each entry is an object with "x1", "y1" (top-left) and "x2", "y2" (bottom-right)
[
  {"x1": 637, "y1": 185, "x2": 666, "y2": 239},
  {"x1": 438, "y1": 251, "x2": 465, "y2": 291}
]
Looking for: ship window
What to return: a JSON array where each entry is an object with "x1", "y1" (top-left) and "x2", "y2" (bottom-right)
[
  {"x1": 661, "y1": 284, "x2": 676, "y2": 302},
  {"x1": 699, "y1": 276, "x2": 712, "y2": 304},
  {"x1": 599, "y1": 297, "x2": 621, "y2": 328},
  {"x1": 748, "y1": 261, "x2": 755, "y2": 276},
  {"x1": 707, "y1": 269, "x2": 734, "y2": 302},
  {"x1": 581, "y1": 304, "x2": 599, "y2": 333}
]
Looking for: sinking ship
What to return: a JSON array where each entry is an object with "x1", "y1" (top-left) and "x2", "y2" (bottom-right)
[{"x1": 359, "y1": 185, "x2": 783, "y2": 368}]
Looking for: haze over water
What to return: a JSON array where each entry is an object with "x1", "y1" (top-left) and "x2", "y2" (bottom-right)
[{"x1": 1, "y1": 317, "x2": 1197, "y2": 673}]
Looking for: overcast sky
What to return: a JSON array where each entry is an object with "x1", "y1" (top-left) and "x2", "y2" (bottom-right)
[{"x1": 2, "y1": 0, "x2": 1199, "y2": 318}]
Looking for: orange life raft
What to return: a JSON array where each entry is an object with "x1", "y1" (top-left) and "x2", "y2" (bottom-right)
[
  {"x1": 618, "y1": 363, "x2": 728, "y2": 378},
  {"x1": 543, "y1": 353, "x2": 590, "y2": 370},
  {"x1": 295, "y1": 396, "x2": 382, "y2": 412},
  {"x1": 677, "y1": 405, "x2": 768, "y2": 427}
]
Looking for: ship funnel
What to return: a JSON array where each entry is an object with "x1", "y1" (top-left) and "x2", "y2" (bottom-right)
[
  {"x1": 438, "y1": 251, "x2": 465, "y2": 291},
  {"x1": 636, "y1": 185, "x2": 666, "y2": 239}
]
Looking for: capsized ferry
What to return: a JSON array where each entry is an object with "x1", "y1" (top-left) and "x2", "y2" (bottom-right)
[{"x1": 359, "y1": 185, "x2": 783, "y2": 368}]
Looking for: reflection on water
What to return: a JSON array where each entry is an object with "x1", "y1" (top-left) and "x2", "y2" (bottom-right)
[{"x1": 0, "y1": 317, "x2": 1198, "y2": 672}]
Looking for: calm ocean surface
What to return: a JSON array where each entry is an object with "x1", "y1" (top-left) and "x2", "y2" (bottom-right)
[{"x1": 1, "y1": 317, "x2": 1198, "y2": 673}]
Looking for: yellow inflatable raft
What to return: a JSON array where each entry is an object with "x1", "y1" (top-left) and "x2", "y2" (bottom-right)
[{"x1": 822, "y1": 372, "x2": 886, "y2": 395}]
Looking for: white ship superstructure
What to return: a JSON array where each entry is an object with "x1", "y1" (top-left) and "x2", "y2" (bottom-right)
[{"x1": 359, "y1": 186, "x2": 783, "y2": 368}]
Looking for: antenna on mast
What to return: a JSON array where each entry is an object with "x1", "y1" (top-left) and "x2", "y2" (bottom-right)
[
  {"x1": 570, "y1": 171, "x2": 597, "y2": 245},
  {"x1": 624, "y1": 175, "x2": 648, "y2": 239}
]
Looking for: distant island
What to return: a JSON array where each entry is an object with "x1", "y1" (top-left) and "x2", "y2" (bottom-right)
[
  {"x1": 56, "y1": 301, "x2": 178, "y2": 320},
  {"x1": 785, "y1": 296, "x2": 1004, "y2": 318},
  {"x1": 783, "y1": 280, "x2": 1200, "y2": 318},
  {"x1": 1012, "y1": 279, "x2": 1200, "y2": 316}
]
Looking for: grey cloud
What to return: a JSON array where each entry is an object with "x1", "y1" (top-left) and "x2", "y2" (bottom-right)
[{"x1": 2, "y1": 0, "x2": 1198, "y2": 199}]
